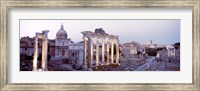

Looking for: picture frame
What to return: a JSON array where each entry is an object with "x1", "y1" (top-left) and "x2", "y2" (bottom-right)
[{"x1": 0, "y1": 0, "x2": 199, "y2": 91}]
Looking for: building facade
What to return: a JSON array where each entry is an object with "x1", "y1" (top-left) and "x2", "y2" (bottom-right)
[{"x1": 55, "y1": 24, "x2": 72, "y2": 58}]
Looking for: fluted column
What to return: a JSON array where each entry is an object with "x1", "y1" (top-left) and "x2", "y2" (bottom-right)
[
  {"x1": 111, "y1": 39, "x2": 114, "y2": 63},
  {"x1": 96, "y1": 39, "x2": 99, "y2": 66},
  {"x1": 116, "y1": 40, "x2": 119, "y2": 64},
  {"x1": 83, "y1": 37, "x2": 87, "y2": 67},
  {"x1": 41, "y1": 38, "x2": 48, "y2": 71},
  {"x1": 102, "y1": 40, "x2": 105, "y2": 63},
  {"x1": 41, "y1": 30, "x2": 49, "y2": 71},
  {"x1": 106, "y1": 41, "x2": 110, "y2": 65},
  {"x1": 33, "y1": 37, "x2": 38, "y2": 71}
]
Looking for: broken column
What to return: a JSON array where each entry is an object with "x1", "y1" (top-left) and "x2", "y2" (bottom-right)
[
  {"x1": 32, "y1": 30, "x2": 49, "y2": 71},
  {"x1": 33, "y1": 36, "x2": 38, "y2": 71},
  {"x1": 41, "y1": 30, "x2": 49, "y2": 71}
]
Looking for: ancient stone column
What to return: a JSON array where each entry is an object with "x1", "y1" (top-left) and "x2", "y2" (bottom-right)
[
  {"x1": 83, "y1": 37, "x2": 87, "y2": 67},
  {"x1": 106, "y1": 41, "x2": 110, "y2": 65},
  {"x1": 88, "y1": 37, "x2": 93, "y2": 68},
  {"x1": 41, "y1": 38, "x2": 48, "y2": 71},
  {"x1": 116, "y1": 40, "x2": 119, "y2": 64},
  {"x1": 102, "y1": 40, "x2": 105, "y2": 63},
  {"x1": 33, "y1": 37, "x2": 38, "y2": 71},
  {"x1": 44, "y1": 39, "x2": 48, "y2": 71},
  {"x1": 41, "y1": 40, "x2": 45, "y2": 70},
  {"x1": 111, "y1": 39, "x2": 114, "y2": 63},
  {"x1": 41, "y1": 30, "x2": 49, "y2": 71},
  {"x1": 96, "y1": 39, "x2": 99, "y2": 66}
]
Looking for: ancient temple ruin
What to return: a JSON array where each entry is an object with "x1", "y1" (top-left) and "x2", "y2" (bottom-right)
[
  {"x1": 32, "y1": 30, "x2": 49, "y2": 71},
  {"x1": 166, "y1": 45, "x2": 176, "y2": 58},
  {"x1": 81, "y1": 31, "x2": 120, "y2": 69}
]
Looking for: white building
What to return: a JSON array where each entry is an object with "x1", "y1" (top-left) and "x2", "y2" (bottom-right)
[{"x1": 166, "y1": 45, "x2": 176, "y2": 58}]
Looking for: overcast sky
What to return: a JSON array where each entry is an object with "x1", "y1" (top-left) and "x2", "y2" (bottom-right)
[{"x1": 20, "y1": 19, "x2": 180, "y2": 45}]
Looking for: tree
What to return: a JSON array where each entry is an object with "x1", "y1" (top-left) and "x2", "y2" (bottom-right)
[
  {"x1": 174, "y1": 42, "x2": 180, "y2": 49},
  {"x1": 146, "y1": 48, "x2": 157, "y2": 56}
]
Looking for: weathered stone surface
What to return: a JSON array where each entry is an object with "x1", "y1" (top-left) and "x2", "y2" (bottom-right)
[
  {"x1": 59, "y1": 64, "x2": 74, "y2": 71},
  {"x1": 74, "y1": 64, "x2": 82, "y2": 70}
]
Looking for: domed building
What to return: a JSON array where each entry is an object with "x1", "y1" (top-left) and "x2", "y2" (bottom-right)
[{"x1": 55, "y1": 24, "x2": 72, "y2": 57}]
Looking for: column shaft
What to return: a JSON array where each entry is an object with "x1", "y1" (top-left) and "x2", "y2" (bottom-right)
[
  {"x1": 116, "y1": 40, "x2": 119, "y2": 64},
  {"x1": 41, "y1": 39, "x2": 48, "y2": 71},
  {"x1": 102, "y1": 41, "x2": 105, "y2": 63},
  {"x1": 41, "y1": 40, "x2": 45, "y2": 70},
  {"x1": 106, "y1": 42, "x2": 110, "y2": 64},
  {"x1": 96, "y1": 40, "x2": 99, "y2": 66},
  {"x1": 33, "y1": 37, "x2": 38, "y2": 71},
  {"x1": 88, "y1": 38, "x2": 93, "y2": 68},
  {"x1": 111, "y1": 39, "x2": 114, "y2": 63},
  {"x1": 45, "y1": 40, "x2": 48, "y2": 71},
  {"x1": 83, "y1": 38, "x2": 87, "y2": 67}
]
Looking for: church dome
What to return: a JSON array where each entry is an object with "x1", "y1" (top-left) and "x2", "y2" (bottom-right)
[{"x1": 56, "y1": 24, "x2": 68, "y2": 39}]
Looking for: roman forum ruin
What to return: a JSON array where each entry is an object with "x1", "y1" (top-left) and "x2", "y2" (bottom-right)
[
  {"x1": 20, "y1": 24, "x2": 180, "y2": 71},
  {"x1": 166, "y1": 45, "x2": 176, "y2": 58},
  {"x1": 32, "y1": 30, "x2": 49, "y2": 71},
  {"x1": 81, "y1": 31, "x2": 120, "y2": 69}
]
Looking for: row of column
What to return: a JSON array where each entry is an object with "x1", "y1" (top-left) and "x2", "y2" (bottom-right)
[
  {"x1": 32, "y1": 30, "x2": 49, "y2": 71},
  {"x1": 83, "y1": 37, "x2": 120, "y2": 68}
]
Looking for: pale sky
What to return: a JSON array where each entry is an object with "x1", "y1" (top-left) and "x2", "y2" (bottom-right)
[{"x1": 20, "y1": 19, "x2": 180, "y2": 45}]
